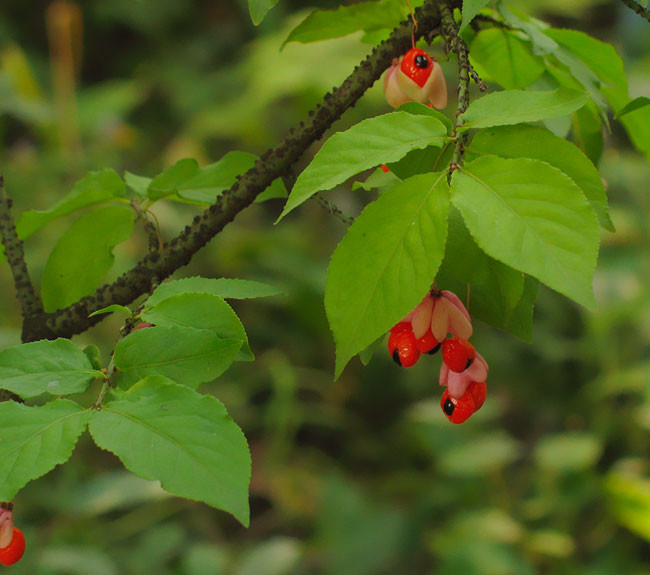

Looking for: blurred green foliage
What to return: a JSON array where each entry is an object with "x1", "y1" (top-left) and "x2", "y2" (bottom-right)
[{"x1": 1, "y1": 0, "x2": 649, "y2": 573}]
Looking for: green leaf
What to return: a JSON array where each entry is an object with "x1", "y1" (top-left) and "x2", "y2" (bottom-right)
[
  {"x1": 142, "y1": 293, "x2": 253, "y2": 362},
  {"x1": 451, "y1": 157, "x2": 599, "y2": 308},
  {"x1": 16, "y1": 169, "x2": 126, "y2": 239},
  {"x1": 459, "y1": 88, "x2": 587, "y2": 131},
  {"x1": 124, "y1": 171, "x2": 152, "y2": 199},
  {"x1": 615, "y1": 96, "x2": 650, "y2": 119},
  {"x1": 504, "y1": 275, "x2": 538, "y2": 342},
  {"x1": 326, "y1": 173, "x2": 449, "y2": 378},
  {"x1": 460, "y1": 0, "x2": 490, "y2": 34},
  {"x1": 83, "y1": 344, "x2": 103, "y2": 371},
  {"x1": 605, "y1": 473, "x2": 650, "y2": 542},
  {"x1": 543, "y1": 28, "x2": 628, "y2": 108},
  {"x1": 0, "y1": 399, "x2": 89, "y2": 500},
  {"x1": 397, "y1": 101, "x2": 454, "y2": 133},
  {"x1": 497, "y1": 4, "x2": 558, "y2": 55},
  {"x1": 177, "y1": 152, "x2": 256, "y2": 204},
  {"x1": 535, "y1": 432, "x2": 601, "y2": 473},
  {"x1": 113, "y1": 326, "x2": 242, "y2": 389},
  {"x1": 469, "y1": 28, "x2": 545, "y2": 89},
  {"x1": 278, "y1": 112, "x2": 449, "y2": 221},
  {"x1": 41, "y1": 204, "x2": 135, "y2": 312},
  {"x1": 146, "y1": 277, "x2": 283, "y2": 307},
  {"x1": 89, "y1": 304, "x2": 133, "y2": 318},
  {"x1": 248, "y1": 0, "x2": 280, "y2": 25},
  {"x1": 435, "y1": 208, "x2": 525, "y2": 336},
  {"x1": 469, "y1": 125, "x2": 613, "y2": 230},
  {"x1": 283, "y1": 0, "x2": 404, "y2": 46},
  {"x1": 88, "y1": 376, "x2": 251, "y2": 526},
  {"x1": 0, "y1": 338, "x2": 103, "y2": 398},
  {"x1": 572, "y1": 103, "x2": 603, "y2": 166},
  {"x1": 147, "y1": 159, "x2": 199, "y2": 201}
]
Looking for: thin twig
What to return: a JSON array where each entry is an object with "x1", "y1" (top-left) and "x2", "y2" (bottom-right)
[
  {"x1": 439, "y1": 0, "x2": 483, "y2": 179},
  {"x1": 317, "y1": 194, "x2": 354, "y2": 225},
  {"x1": 0, "y1": 176, "x2": 44, "y2": 341},
  {"x1": 22, "y1": 0, "x2": 462, "y2": 342},
  {"x1": 620, "y1": 0, "x2": 650, "y2": 22}
]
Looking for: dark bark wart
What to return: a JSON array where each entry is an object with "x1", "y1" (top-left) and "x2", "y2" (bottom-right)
[
  {"x1": 22, "y1": 0, "x2": 461, "y2": 342},
  {"x1": 0, "y1": 177, "x2": 48, "y2": 344}
]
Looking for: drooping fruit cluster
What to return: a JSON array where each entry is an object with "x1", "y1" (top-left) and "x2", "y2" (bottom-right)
[
  {"x1": 387, "y1": 289, "x2": 489, "y2": 424},
  {"x1": 0, "y1": 508, "x2": 25, "y2": 566},
  {"x1": 383, "y1": 48, "x2": 447, "y2": 109}
]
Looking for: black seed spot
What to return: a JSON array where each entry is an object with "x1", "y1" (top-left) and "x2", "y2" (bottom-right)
[
  {"x1": 465, "y1": 358, "x2": 473, "y2": 370},
  {"x1": 427, "y1": 343, "x2": 441, "y2": 355},
  {"x1": 392, "y1": 349, "x2": 402, "y2": 366},
  {"x1": 415, "y1": 54, "x2": 429, "y2": 69},
  {"x1": 443, "y1": 399, "x2": 455, "y2": 416}
]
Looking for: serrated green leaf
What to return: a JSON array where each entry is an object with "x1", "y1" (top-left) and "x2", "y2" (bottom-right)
[
  {"x1": 89, "y1": 304, "x2": 133, "y2": 318},
  {"x1": 0, "y1": 399, "x2": 89, "y2": 500},
  {"x1": 435, "y1": 208, "x2": 525, "y2": 336},
  {"x1": 469, "y1": 124, "x2": 613, "y2": 230},
  {"x1": 146, "y1": 277, "x2": 283, "y2": 307},
  {"x1": 41, "y1": 204, "x2": 135, "y2": 312},
  {"x1": 543, "y1": 28, "x2": 627, "y2": 108},
  {"x1": 0, "y1": 338, "x2": 103, "y2": 398},
  {"x1": 460, "y1": 0, "x2": 490, "y2": 33},
  {"x1": 148, "y1": 158, "x2": 199, "y2": 201},
  {"x1": 451, "y1": 156, "x2": 599, "y2": 309},
  {"x1": 458, "y1": 88, "x2": 587, "y2": 131},
  {"x1": 249, "y1": 0, "x2": 280, "y2": 25},
  {"x1": 16, "y1": 169, "x2": 126, "y2": 239},
  {"x1": 124, "y1": 171, "x2": 152, "y2": 198},
  {"x1": 397, "y1": 102, "x2": 454, "y2": 133},
  {"x1": 142, "y1": 293, "x2": 253, "y2": 362},
  {"x1": 469, "y1": 28, "x2": 545, "y2": 89},
  {"x1": 615, "y1": 96, "x2": 650, "y2": 119},
  {"x1": 89, "y1": 376, "x2": 251, "y2": 525},
  {"x1": 113, "y1": 326, "x2": 242, "y2": 389},
  {"x1": 283, "y1": 0, "x2": 404, "y2": 47},
  {"x1": 326, "y1": 173, "x2": 449, "y2": 378},
  {"x1": 278, "y1": 112, "x2": 449, "y2": 221}
]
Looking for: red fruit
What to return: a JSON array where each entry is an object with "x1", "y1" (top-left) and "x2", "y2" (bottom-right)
[
  {"x1": 380, "y1": 164, "x2": 390, "y2": 173},
  {"x1": 400, "y1": 48, "x2": 432, "y2": 87},
  {"x1": 440, "y1": 381, "x2": 486, "y2": 424},
  {"x1": 0, "y1": 527, "x2": 25, "y2": 566},
  {"x1": 133, "y1": 322, "x2": 154, "y2": 331},
  {"x1": 388, "y1": 323, "x2": 420, "y2": 368},
  {"x1": 415, "y1": 329, "x2": 441, "y2": 355},
  {"x1": 442, "y1": 336, "x2": 476, "y2": 373}
]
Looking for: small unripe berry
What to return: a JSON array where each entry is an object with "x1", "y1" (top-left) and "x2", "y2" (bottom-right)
[
  {"x1": 442, "y1": 336, "x2": 476, "y2": 372},
  {"x1": 0, "y1": 527, "x2": 25, "y2": 566}
]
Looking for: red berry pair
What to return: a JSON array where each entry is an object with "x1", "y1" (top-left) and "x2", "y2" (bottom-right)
[{"x1": 388, "y1": 322, "x2": 440, "y2": 368}]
